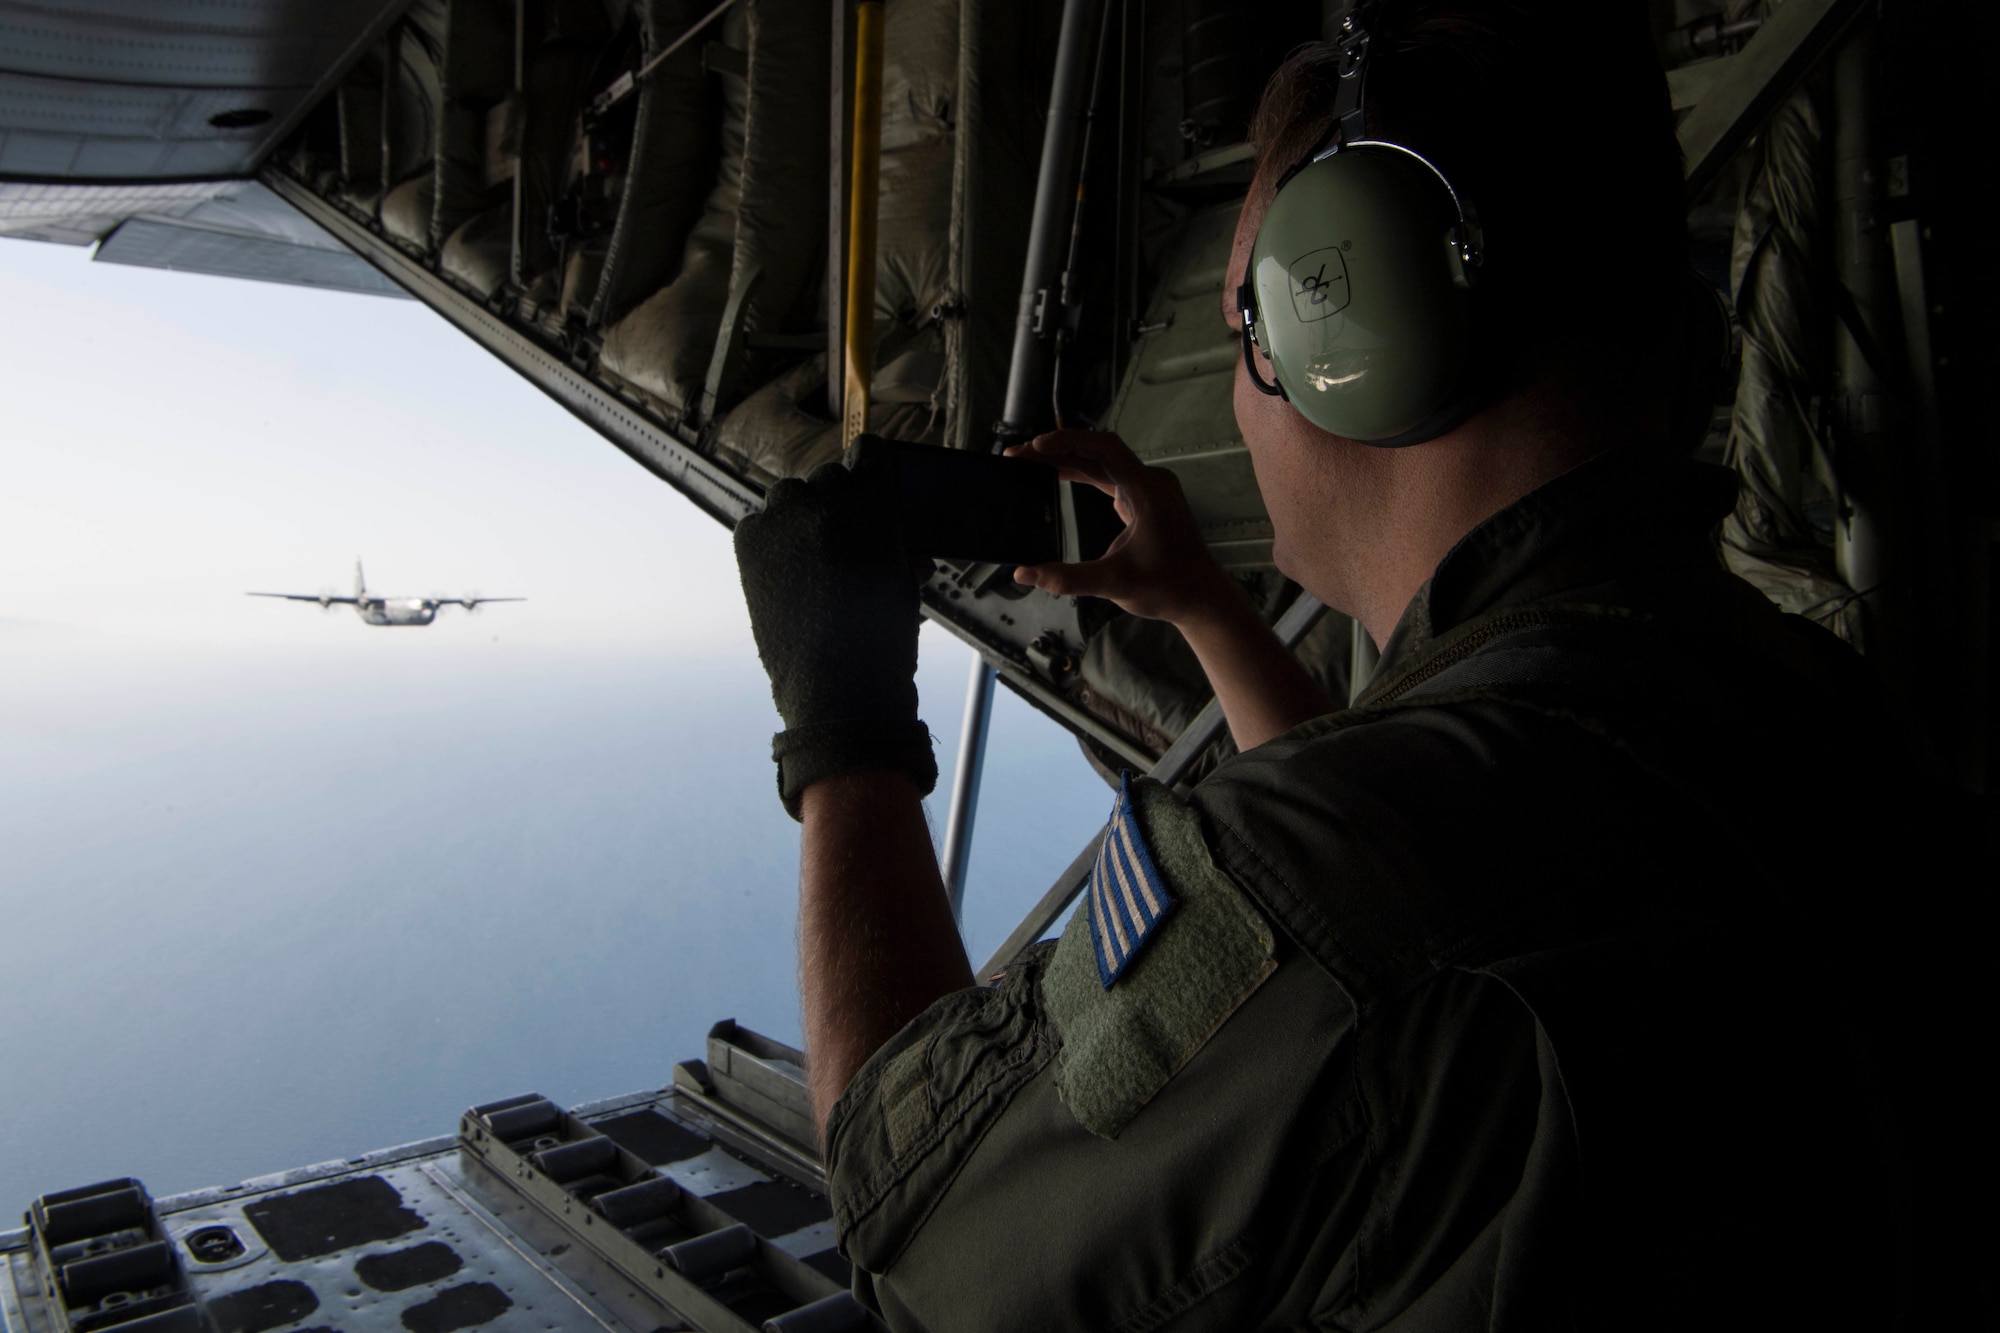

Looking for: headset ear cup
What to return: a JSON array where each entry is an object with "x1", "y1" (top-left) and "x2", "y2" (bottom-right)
[{"x1": 1249, "y1": 146, "x2": 1476, "y2": 443}]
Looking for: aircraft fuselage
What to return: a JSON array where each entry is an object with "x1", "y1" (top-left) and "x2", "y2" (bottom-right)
[{"x1": 358, "y1": 598, "x2": 439, "y2": 626}]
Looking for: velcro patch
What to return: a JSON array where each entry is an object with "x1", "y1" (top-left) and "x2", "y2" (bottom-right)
[
  {"x1": 1045, "y1": 777, "x2": 1276, "y2": 1139},
  {"x1": 1089, "y1": 774, "x2": 1177, "y2": 988}
]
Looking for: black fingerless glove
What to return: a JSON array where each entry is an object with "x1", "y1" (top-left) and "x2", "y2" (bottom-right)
[{"x1": 733, "y1": 456, "x2": 937, "y2": 819}]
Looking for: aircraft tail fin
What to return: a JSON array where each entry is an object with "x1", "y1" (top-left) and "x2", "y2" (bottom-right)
[{"x1": 354, "y1": 559, "x2": 366, "y2": 598}]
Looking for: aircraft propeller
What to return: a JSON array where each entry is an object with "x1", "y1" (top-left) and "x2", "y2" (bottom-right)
[
  {"x1": 463, "y1": 590, "x2": 484, "y2": 615},
  {"x1": 317, "y1": 586, "x2": 336, "y2": 611}
]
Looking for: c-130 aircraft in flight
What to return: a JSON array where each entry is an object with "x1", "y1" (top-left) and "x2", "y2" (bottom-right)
[{"x1": 248, "y1": 560, "x2": 523, "y2": 627}]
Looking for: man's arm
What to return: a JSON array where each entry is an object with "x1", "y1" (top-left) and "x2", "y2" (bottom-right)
[
  {"x1": 1009, "y1": 431, "x2": 1335, "y2": 750},
  {"x1": 1167, "y1": 576, "x2": 1341, "y2": 752},
  {"x1": 733, "y1": 461, "x2": 962, "y2": 1127},
  {"x1": 797, "y1": 771, "x2": 973, "y2": 1130}
]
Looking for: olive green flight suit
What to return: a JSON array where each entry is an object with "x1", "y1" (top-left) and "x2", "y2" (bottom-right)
[{"x1": 824, "y1": 445, "x2": 1914, "y2": 1330}]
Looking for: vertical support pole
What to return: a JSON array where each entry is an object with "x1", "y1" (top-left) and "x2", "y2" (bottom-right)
[
  {"x1": 828, "y1": 1, "x2": 857, "y2": 420},
  {"x1": 1111, "y1": 0, "x2": 1143, "y2": 396},
  {"x1": 940, "y1": 655, "x2": 997, "y2": 922},
  {"x1": 841, "y1": 1, "x2": 885, "y2": 448},
  {"x1": 943, "y1": 0, "x2": 1104, "y2": 924},
  {"x1": 996, "y1": 0, "x2": 1106, "y2": 445}
]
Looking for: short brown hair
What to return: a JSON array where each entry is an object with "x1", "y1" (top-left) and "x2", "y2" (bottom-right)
[{"x1": 1251, "y1": 2, "x2": 1686, "y2": 407}]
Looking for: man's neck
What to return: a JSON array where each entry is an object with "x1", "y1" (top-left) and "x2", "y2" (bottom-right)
[{"x1": 1323, "y1": 377, "x2": 1649, "y2": 646}]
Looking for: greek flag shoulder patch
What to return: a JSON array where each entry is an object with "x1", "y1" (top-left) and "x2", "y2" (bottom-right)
[{"x1": 1089, "y1": 773, "x2": 1178, "y2": 988}]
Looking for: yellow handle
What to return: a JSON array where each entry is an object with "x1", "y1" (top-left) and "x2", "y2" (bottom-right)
[{"x1": 842, "y1": 0, "x2": 885, "y2": 448}]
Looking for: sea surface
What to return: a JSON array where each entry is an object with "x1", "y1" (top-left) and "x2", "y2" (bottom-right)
[{"x1": 0, "y1": 623, "x2": 1110, "y2": 1209}]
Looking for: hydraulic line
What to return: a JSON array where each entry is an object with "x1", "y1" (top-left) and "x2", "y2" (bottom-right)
[{"x1": 997, "y1": 0, "x2": 1108, "y2": 446}]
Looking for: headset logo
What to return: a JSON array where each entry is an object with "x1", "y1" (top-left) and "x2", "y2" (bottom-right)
[{"x1": 1287, "y1": 247, "x2": 1351, "y2": 321}]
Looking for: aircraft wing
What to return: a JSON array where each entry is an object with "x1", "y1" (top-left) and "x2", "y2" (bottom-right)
[
  {"x1": 451, "y1": 597, "x2": 526, "y2": 608},
  {"x1": 246, "y1": 592, "x2": 359, "y2": 604}
]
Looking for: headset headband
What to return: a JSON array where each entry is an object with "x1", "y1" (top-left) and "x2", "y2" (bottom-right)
[
  {"x1": 1270, "y1": 0, "x2": 1376, "y2": 198},
  {"x1": 1327, "y1": 0, "x2": 1375, "y2": 144}
]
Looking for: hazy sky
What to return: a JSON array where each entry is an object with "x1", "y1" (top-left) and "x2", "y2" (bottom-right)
[
  {"x1": 1, "y1": 238, "x2": 746, "y2": 652},
  {"x1": 0, "y1": 234, "x2": 1114, "y2": 1203}
]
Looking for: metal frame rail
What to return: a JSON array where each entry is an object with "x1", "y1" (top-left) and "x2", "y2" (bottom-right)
[{"x1": 260, "y1": 169, "x2": 762, "y2": 531}]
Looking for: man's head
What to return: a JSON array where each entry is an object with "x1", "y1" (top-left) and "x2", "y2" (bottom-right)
[{"x1": 1225, "y1": 0, "x2": 1685, "y2": 632}]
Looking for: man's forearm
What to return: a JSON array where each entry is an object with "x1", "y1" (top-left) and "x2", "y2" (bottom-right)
[
  {"x1": 1177, "y1": 584, "x2": 1336, "y2": 751},
  {"x1": 798, "y1": 770, "x2": 975, "y2": 1133}
]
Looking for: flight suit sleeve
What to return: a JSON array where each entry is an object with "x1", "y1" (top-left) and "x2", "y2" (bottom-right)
[{"x1": 820, "y1": 778, "x2": 1366, "y2": 1333}]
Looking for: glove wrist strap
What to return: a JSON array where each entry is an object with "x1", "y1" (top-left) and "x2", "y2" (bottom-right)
[{"x1": 773, "y1": 718, "x2": 938, "y2": 821}]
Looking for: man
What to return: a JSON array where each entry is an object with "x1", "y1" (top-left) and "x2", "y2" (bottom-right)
[{"x1": 734, "y1": 3, "x2": 1915, "y2": 1327}]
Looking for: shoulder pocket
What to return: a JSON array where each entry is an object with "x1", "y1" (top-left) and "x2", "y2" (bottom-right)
[{"x1": 1044, "y1": 777, "x2": 1277, "y2": 1139}]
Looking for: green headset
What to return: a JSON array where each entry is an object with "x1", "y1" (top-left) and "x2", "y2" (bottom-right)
[{"x1": 1238, "y1": 0, "x2": 1486, "y2": 446}]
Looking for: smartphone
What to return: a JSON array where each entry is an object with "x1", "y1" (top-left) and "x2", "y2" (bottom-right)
[{"x1": 849, "y1": 434, "x2": 1121, "y2": 567}]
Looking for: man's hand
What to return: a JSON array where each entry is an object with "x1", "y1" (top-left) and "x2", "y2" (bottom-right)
[
  {"x1": 1009, "y1": 429, "x2": 1335, "y2": 750},
  {"x1": 733, "y1": 458, "x2": 936, "y2": 818},
  {"x1": 1005, "y1": 430, "x2": 1239, "y2": 627}
]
